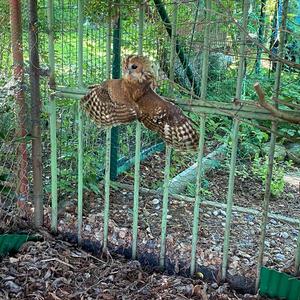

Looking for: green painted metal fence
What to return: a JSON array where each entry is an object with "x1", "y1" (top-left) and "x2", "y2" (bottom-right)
[{"x1": 44, "y1": 0, "x2": 300, "y2": 293}]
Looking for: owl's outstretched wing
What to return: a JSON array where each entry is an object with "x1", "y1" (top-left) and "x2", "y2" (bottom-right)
[
  {"x1": 137, "y1": 90, "x2": 199, "y2": 151},
  {"x1": 80, "y1": 80, "x2": 138, "y2": 127}
]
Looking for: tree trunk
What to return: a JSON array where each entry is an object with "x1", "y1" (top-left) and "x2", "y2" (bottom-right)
[
  {"x1": 255, "y1": 0, "x2": 266, "y2": 74},
  {"x1": 9, "y1": 0, "x2": 29, "y2": 206}
]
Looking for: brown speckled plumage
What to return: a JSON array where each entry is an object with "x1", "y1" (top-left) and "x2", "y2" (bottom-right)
[{"x1": 80, "y1": 55, "x2": 199, "y2": 151}]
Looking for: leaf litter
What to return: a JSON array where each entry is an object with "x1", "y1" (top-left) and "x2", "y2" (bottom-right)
[
  {"x1": 1, "y1": 153, "x2": 298, "y2": 299},
  {"x1": 0, "y1": 238, "x2": 266, "y2": 299}
]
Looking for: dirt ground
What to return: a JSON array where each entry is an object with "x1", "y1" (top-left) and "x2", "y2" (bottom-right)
[
  {"x1": 0, "y1": 239, "x2": 268, "y2": 299},
  {"x1": 1, "y1": 152, "x2": 298, "y2": 299},
  {"x1": 43, "y1": 153, "x2": 299, "y2": 291}
]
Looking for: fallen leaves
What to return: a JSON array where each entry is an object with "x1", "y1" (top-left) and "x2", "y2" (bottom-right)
[{"x1": 0, "y1": 239, "x2": 267, "y2": 299}]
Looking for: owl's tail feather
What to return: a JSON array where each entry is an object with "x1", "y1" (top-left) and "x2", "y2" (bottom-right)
[{"x1": 164, "y1": 120, "x2": 199, "y2": 151}]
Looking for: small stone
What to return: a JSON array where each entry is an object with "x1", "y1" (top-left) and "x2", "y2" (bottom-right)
[
  {"x1": 143, "y1": 209, "x2": 150, "y2": 217},
  {"x1": 88, "y1": 214, "x2": 96, "y2": 223},
  {"x1": 280, "y1": 232, "x2": 289, "y2": 239},
  {"x1": 85, "y1": 224, "x2": 92, "y2": 232},
  {"x1": 212, "y1": 210, "x2": 219, "y2": 216},
  {"x1": 211, "y1": 283, "x2": 218, "y2": 289},
  {"x1": 5, "y1": 281, "x2": 21, "y2": 293},
  {"x1": 9, "y1": 257, "x2": 19, "y2": 264},
  {"x1": 95, "y1": 232, "x2": 101, "y2": 241},
  {"x1": 119, "y1": 229, "x2": 127, "y2": 239},
  {"x1": 245, "y1": 214, "x2": 254, "y2": 222},
  {"x1": 152, "y1": 198, "x2": 160, "y2": 205},
  {"x1": 228, "y1": 269, "x2": 237, "y2": 276},
  {"x1": 263, "y1": 257, "x2": 269, "y2": 264},
  {"x1": 275, "y1": 253, "x2": 285, "y2": 261},
  {"x1": 108, "y1": 275, "x2": 114, "y2": 281}
]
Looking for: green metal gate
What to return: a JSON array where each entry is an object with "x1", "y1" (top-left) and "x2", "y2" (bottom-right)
[{"x1": 44, "y1": 0, "x2": 300, "y2": 293}]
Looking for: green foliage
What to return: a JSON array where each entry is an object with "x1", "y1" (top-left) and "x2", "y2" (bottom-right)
[
  {"x1": 251, "y1": 154, "x2": 292, "y2": 197},
  {"x1": 186, "y1": 179, "x2": 211, "y2": 198},
  {"x1": 2, "y1": 0, "x2": 299, "y2": 204},
  {"x1": 84, "y1": 0, "x2": 141, "y2": 23},
  {"x1": 238, "y1": 123, "x2": 269, "y2": 159}
]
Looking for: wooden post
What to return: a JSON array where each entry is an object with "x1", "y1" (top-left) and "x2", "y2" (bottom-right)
[{"x1": 28, "y1": 0, "x2": 43, "y2": 227}]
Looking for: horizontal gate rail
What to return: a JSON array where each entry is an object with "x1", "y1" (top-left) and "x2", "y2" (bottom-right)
[
  {"x1": 50, "y1": 87, "x2": 299, "y2": 121},
  {"x1": 110, "y1": 181, "x2": 300, "y2": 226}
]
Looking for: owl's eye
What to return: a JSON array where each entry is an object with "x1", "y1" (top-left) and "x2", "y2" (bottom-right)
[{"x1": 131, "y1": 64, "x2": 138, "y2": 69}]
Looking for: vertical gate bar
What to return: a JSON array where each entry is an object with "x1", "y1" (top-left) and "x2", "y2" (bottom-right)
[
  {"x1": 77, "y1": 0, "x2": 84, "y2": 87},
  {"x1": 77, "y1": 105, "x2": 83, "y2": 243},
  {"x1": 153, "y1": 0, "x2": 200, "y2": 95},
  {"x1": 169, "y1": 0, "x2": 177, "y2": 94},
  {"x1": 200, "y1": 0, "x2": 211, "y2": 100},
  {"x1": 49, "y1": 96, "x2": 58, "y2": 232},
  {"x1": 103, "y1": 128, "x2": 112, "y2": 251},
  {"x1": 296, "y1": 225, "x2": 300, "y2": 276},
  {"x1": 190, "y1": 116, "x2": 206, "y2": 276},
  {"x1": 159, "y1": 0, "x2": 177, "y2": 270},
  {"x1": 221, "y1": 0, "x2": 249, "y2": 280},
  {"x1": 137, "y1": 2, "x2": 144, "y2": 55},
  {"x1": 106, "y1": 2, "x2": 112, "y2": 79},
  {"x1": 256, "y1": 0, "x2": 289, "y2": 288},
  {"x1": 273, "y1": 0, "x2": 289, "y2": 105},
  {"x1": 132, "y1": 1, "x2": 144, "y2": 260},
  {"x1": 235, "y1": 0, "x2": 250, "y2": 100},
  {"x1": 47, "y1": 0, "x2": 57, "y2": 232},
  {"x1": 47, "y1": 0, "x2": 55, "y2": 88},
  {"x1": 103, "y1": 0, "x2": 112, "y2": 253},
  {"x1": 110, "y1": 1, "x2": 121, "y2": 180},
  {"x1": 190, "y1": 0, "x2": 210, "y2": 276},
  {"x1": 159, "y1": 146, "x2": 172, "y2": 270},
  {"x1": 28, "y1": 0, "x2": 43, "y2": 227},
  {"x1": 77, "y1": 0, "x2": 84, "y2": 243},
  {"x1": 255, "y1": 122, "x2": 277, "y2": 289},
  {"x1": 221, "y1": 118, "x2": 239, "y2": 280}
]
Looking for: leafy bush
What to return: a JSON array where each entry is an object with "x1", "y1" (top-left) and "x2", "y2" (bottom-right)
[{"x1": 251, "y1": 154, "x2": 292, "y2": 197}]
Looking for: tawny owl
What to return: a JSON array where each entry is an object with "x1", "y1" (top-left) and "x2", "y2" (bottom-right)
[{"x1": 80, "y1": 55, "x2": 199, "y2": 151}]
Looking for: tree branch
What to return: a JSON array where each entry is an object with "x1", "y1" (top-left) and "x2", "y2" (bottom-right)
[{"x1": 254, "y1": 82, "x2": 300, "y2": 124}]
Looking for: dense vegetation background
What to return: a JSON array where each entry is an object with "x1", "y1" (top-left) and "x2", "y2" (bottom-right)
[{"x1": 0, "y1": 0, "x2": 299, "y2": 202}]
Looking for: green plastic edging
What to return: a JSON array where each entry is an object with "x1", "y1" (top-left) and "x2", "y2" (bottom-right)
[
  {"x1": 0, "y1": 234, "x2": 39, "y2": 257},
  {"x1": 259, "y1": 267, "x2": 300, "y2": 300}
]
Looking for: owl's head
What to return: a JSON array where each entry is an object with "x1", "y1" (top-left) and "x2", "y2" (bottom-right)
[{"x1": 123, "y1": 55, "x2": 156, "y2": 87}]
